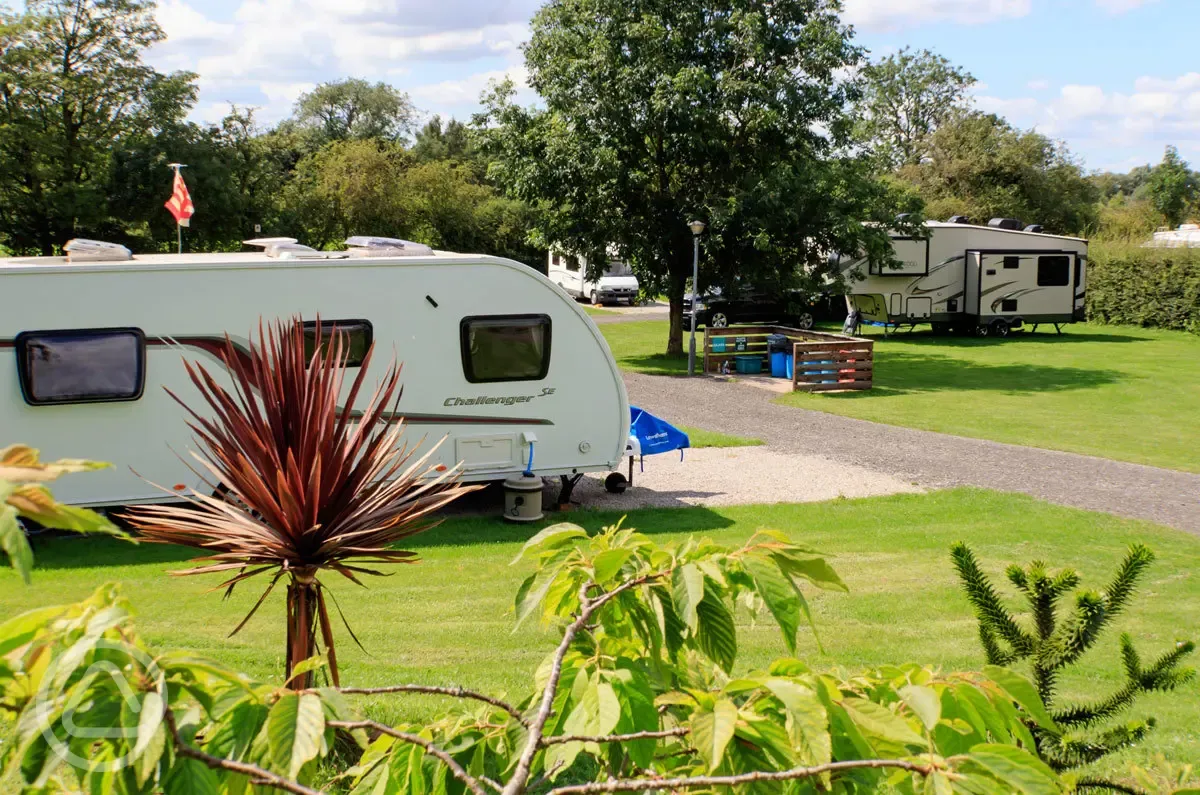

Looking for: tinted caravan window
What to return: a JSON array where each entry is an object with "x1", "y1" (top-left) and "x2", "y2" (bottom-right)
[
  {"x1": 460, "y1": 315, "x2": 551, "y2": 383},
  {"x1": 302, "y1": 320, "x2": 372, "y2": 367},
  {"x1": 16, "y1": 328, "x2": 145, "y2": 405},
  {"x1": 1037, "y1": 255, "x2": 1071, "y2": 287}
]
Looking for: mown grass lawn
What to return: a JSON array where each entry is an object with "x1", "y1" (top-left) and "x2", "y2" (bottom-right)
[
  {"x1": 601, "y1": 320, "x2": 1200, "y2": 472},
  {"x1": 678, "y1": 424, "x2": 763, "y2": 447},
  {"x1": 4, "y1": 488, "x2": 1198, "y2": 777}
]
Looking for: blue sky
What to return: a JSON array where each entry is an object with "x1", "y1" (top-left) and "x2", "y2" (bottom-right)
[{"x1": 50, "y1": 0, "x2": 1200, "y2": 172}]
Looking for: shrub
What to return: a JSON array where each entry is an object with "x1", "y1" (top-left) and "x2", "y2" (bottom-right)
[
  {"x1": 2, "y1": 523, "x2": 1066, "y2": 794},
  {"x1": 952, "y1": 542, "x2": 1195, "y2": 786},
  {"x1": 1087, "y1": 243, "x2": 1200, "y2": 333},
  {"x1": 123, "y1": 318, "x2": 477, "y2": 690}
]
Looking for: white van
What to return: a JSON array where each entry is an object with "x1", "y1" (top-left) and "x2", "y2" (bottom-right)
[{"x1": 547, "y1": 249, "x2": 640, "y2": 305}]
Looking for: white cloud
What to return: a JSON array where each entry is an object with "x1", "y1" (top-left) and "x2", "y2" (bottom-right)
[
  {"x1": 971, "y1": 73, "x2": 1200, "y2": 169},
  {"x1": 1094, "y1": 0, "x2": 1158, "y2": 13},
  {"x1": 1027, "y1": 79, "x2": 1050, "y2": 91},
  {"x1": 410, "y1": 65, "x2": 530, "y2": 106},
  {"x1": 841, "y1": 0, "x2": 1031, "y2": 31},
  {"x1": 148, "y1": 0, "x2": 536, "y2": 124}
]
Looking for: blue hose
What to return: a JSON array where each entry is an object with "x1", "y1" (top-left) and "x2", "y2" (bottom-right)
[{"x1": 524, "y1": 441, "x2": 535, "y2": 476}]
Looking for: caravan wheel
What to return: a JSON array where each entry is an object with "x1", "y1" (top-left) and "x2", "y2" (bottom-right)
[
  {"x1": 990, "y1": 319, "x2": 1011, "y2": 338},
  {"x1": 604, "y1": 472, "x2": 629, "y2": 493},
  {"x1": 590, "y1": 290, "x2": 601, "y2": 305}
]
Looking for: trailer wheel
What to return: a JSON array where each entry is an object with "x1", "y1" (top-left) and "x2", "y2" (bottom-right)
[
  {"x1": 604, "y1": 472, "x2": 628, "y2": 494},
  {"x1": 990, "y1": 319, "x2": 1011, "y2": 338},
  {"x1": 590, "y1": 290, "x2": 601, "y2": 305},
  {"x1": 975, "y1": 323, "x2": 989, "y2": 337}
]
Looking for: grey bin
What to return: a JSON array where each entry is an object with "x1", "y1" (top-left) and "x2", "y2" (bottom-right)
[{"x1": 503, "y1": 474, "x2": 544, "y2": 522}]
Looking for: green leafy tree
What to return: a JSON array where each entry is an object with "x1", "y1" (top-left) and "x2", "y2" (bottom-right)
[
  {"x1": 291, "y1": 78, "x2": 417, "y2": 144},
  {"x1": 412, "y1": 115, "x2": 477, "y2": 165},
  {"x1": 0, "y1": 0, "x2": 196, "y2": 254},
  {"x1": 1146, "y1": 145, "x2": 1199, "y2": 228},
  {"x1": 479, "y1": 0, "x2": 919, "y2": 354},
  {"x1": 952, "y1": 542, "x2": 1196, "y2": 784},
  {"x1": 900, "y1": 112, "x2": 1098, "y2": 234},
  {"x1": 854, "y1": 47, "x2": 976, "y2": 170}
]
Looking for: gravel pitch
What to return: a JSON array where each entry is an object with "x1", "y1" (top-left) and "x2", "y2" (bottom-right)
[
  {"x1": 624, "y1": 372, "x2": 1200, "y2": 534},
  {"x1": 544, "y1": 446, "x2": 921, "y2": 510}
]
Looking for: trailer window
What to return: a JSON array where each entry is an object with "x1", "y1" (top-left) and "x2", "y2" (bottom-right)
[
  {"x1": 565, "y1": 256, "x2": 580, "y2": 273},
  {"x1": 15, "y1": 328, "x2": 145, "y2": 406},
  {"x1": 460, "y1": 315, "x2": 551, "y2": 383},
  {"x1": 301, "y1": 320, "x2": 372, "y2": 367},
  {"x1": 1003, "y1": 256, "x2": 1020, "y2": 269},
  {"x1": 1037, "y1": 255, "x2": 1071, "y2": 287}
]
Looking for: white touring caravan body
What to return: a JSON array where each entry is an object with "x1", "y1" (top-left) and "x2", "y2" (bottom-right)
[
  {"x1": 547, "y1": 249, "x2": 640, "y2": 305},
  {"x1": 0, "y1": 238, "x2": 629, "y2": 507},
  {"x1": 840, "y1": 219, "x2": 1088, "y2": 335}
]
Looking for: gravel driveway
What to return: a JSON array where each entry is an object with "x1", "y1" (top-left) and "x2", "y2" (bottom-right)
[
  {"x1": 546, "y1": 446, "x2": 920, "y2": 510},
  {"x1": 624, "y1": 372, "x2": 1200, "y2": 534}
]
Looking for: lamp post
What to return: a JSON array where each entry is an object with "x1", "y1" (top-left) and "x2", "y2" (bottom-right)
[{"x1": 687, "y1": 220, "x2": 706, "y2": 376}]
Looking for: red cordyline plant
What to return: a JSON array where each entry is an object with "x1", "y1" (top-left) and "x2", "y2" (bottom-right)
[{"x1": 125, "y1": 318, "x2": 477, "y2": 689}]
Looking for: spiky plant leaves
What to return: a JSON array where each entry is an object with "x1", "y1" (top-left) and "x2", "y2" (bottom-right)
[
  {"x1": 124, "y1": 318, "x2": 478, "y2": 688},
  {"x1": 952, "y1": 542, "x2": 1196, "y2": 780}
]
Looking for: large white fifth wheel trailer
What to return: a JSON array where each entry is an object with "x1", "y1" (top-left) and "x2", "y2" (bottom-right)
[
  {"x1": 840, "y1": 219, "x2": 1089, "y2": 336},
  {"x1": 0, "y1": 237, "x2": 629, "y2": 507}
]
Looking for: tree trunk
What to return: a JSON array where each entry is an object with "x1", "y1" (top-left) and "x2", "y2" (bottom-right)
[
  {"x1": 285, "y1": 571, "x2": 319, "y2": 691},
  {"x1": 666, "y1": 270, "x2": 687, "y2": 356}
]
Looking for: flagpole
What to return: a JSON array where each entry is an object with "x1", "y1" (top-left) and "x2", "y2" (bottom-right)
[{"x1": 168, "y1": 162, "x2": 188, "y2": 254}]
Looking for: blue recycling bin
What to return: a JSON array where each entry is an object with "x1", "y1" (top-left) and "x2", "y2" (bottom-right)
[
  {"x1": 766, "y1": 334, "x2": 790, "y2": 379},
  {"x1": 770, "y1": 351, "x2": 788, "y2": 378}
]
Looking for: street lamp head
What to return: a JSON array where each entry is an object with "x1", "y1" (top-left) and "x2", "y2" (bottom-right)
[{"x1": 688, "y1": 220, "x2": 706, "y2": 236}]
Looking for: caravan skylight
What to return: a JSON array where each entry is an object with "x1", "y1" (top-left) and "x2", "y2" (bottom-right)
[
  {"x1": 242, "y1": 237, "x2": 347, "y2": 259},
  {"x1": 344, "y1": 236, "x2": 435, "y2": 257},
  {"x1": 63, "y1": 239, "x2": 132, "y2": 262}
]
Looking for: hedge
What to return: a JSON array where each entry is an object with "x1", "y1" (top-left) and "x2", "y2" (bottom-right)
[{"x1": 1087, "y1": 244, "x2": 1200, "y2": 334}]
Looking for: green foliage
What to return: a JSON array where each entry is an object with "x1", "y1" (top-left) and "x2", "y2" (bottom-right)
[
  {"x1": 478, "y1": 0, "x2": 921, "y2": 355},
  {"x1": 4, "y1": 524, "x2": 1068, "y2": 795},
  {"x1": 0, "y1": 0, "x2": 197, "y2": 254},
  {"x1": 1146, "y1": 146, "x2": 1199, "y2": 228},
  {"x1": 291, "y1": 78, "x2": 417, "y2": 144},
  {"x1": 1093, "y1": 195, "x2": 1164, "y2": 243},
  {"x1": 899, "y1": 112, "x2": 1098, "y2": 235},
  {"x1": 1087, "y1": 243, "x2": 1200, "y2": 334},
  {"x1": 0, "y1": 444, "x2": 122, "y2": 583},
  {"x1": 854, "y1": 47, "x2": 976, "y2": 170},
  {"x1": 951, "y1": 542, "x2": 1196, "y2": 780}
]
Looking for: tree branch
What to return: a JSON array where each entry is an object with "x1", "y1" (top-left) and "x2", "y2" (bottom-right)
[
  {"x1": 317, "y1": 684, "x2": 528, "y2": 727},
  {"x1": 502, "y1": 573, "x2": 664, "y2": 795},
  {"x1": 329, "y1": 720, "x2": 488, "y2": 795},
  {"x1": 163, "y1": 709, "x2": 322, "y2": 795},
  {"x1": 542, "y1": 728, "x2": 689, "y2": 746},
  {"x1": 545, "y1": 759, "x2": 936, "y2": 794}
]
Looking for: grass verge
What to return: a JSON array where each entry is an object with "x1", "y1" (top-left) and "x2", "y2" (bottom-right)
[
  {"x1": 3, "y1": 489, "x2": 1197, "y2": 778},
  {"x1": 677, "y1": 424, "x2": 764, "y2": 448}
]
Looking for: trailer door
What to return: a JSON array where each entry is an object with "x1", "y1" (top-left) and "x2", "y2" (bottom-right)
[{"x1": 964, "y1": 251, "x2": 982, "y2": 315}]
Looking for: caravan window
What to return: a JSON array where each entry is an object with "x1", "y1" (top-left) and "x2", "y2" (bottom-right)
[
  {"x1": 460, "y1": 315, "x2": 551, "y2": 383},
  {"x1": 1037, "y1": 255, "x2": 1071, "y2": 287},
  {"x1": 302, "y1": 320, "x2": 372, "y2": 367},
  {"x1": 16, "y1": 328, "x2": 145, "y2": 406},
  {"x1": 565, "y1": 256, "x2": 580, "y2": 273}
]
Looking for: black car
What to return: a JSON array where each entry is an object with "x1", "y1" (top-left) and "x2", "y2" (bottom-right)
[{"x1": 683, "y1": 288, "x2": 845, "y2": 330}]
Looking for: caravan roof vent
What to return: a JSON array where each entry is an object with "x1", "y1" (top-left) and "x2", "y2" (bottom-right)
[
  {"x1": 1024, "y1": 224, "x2": 1044, "y2": 234},
  {"x1": 947, "y1": 215, "x2": 971, "y2": 224},
  {"x1": 242, "y1": 237, "x2": 347, "y2": 260},
  {"x1": 988, "y1": 218, "x2": 1023, "y2": 231},
  {"x1": 344, "y1": 236, "x2": 435, "y2": 257},
  {"x1": 243, "y1": 237, "x2": 298, "y2": 249},
  {"x1": 63, "y1": 239, "x2": 132, "y2": 262}
]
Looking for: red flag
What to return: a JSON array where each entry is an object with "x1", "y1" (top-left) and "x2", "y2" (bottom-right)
[{"x1": 164, "y1": 171, "x2": 194, "y2": 225}]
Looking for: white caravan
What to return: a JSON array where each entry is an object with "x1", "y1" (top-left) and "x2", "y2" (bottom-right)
[
  {"x1": 1144, "y1": 223, "x2": 1200, "y2": 248},
  {"x1": 547, "y1": 249, "x2": 640, "y2": 305},
  {"x1": 0, "y1": 237, "x2": 629, "y2": 507},
  {"x1": 840, "y1": 219, "x2": 1088, "y2": 336}
]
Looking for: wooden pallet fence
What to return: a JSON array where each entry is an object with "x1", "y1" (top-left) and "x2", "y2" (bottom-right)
[
  {"x1": 701, "y1": 325, "x2": 874, "y2": 391},
  {"x1": 791, "y1": 337, "x2": 873, "y2": 392}
]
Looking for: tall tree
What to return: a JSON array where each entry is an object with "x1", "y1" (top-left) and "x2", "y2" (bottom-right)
[
  {"x1": 1146, "y1": 145, "x2": 1198, "y2": 228},
  {"x1": 854, "y1": 47, "x2": 976, "y2": 170},
  {"x1": 412, "y1": 115, "x2": 476, "y2": 164},
  {"x1": 479, "y1": 0, "x2": 917, "y2": 354},
  {"x1": 900, "y1": 112, "x2": 1098, "y2": 235},
  {"x1": 292, "y1": 79, "x2": 416, "y2": 143},
  {"x1": 0, "y1": 0, "x2": 196, "y2": 254}
]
